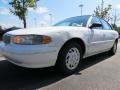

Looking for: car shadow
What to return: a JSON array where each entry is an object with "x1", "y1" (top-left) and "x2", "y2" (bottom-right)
[{"x1": 0, "y1": 52, "x2": 112, "y2": 90}]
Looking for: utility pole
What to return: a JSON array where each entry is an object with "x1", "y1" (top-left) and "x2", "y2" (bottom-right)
[
  {"x1": 101, "y1": 0, "x2": 104, "y2": 17},
  {"x1": 49, "y1": 13, "x2": 53, "y2": 26},
  {"x1": 113, "y1": 9, "x2": 117, "y2": 25},
  {"x1": 79, "y1": 4, "x2": 83, "y2": 16},
  {"x1": 34, "y1": 18, "x2": 37, "y2": 27}
]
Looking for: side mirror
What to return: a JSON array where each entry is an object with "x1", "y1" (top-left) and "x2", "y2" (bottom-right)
[{"x1": 89, "y1": 23, "x2": 102, "y2": 29}]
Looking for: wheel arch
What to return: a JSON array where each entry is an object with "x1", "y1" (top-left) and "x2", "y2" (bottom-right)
[{"x1": 57, "y1": 38, "x2": 86, "y2": 61}]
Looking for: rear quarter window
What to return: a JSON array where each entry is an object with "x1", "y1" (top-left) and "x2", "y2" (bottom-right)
[{"x1": 100, "y1": 19, "x2": 113, "y2": 30}]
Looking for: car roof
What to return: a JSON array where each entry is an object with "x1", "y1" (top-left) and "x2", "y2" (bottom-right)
[{"x1": 71, "y1": 15, "x2": 92, "y2": 18}]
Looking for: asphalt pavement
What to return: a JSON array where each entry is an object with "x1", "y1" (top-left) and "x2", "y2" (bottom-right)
[{"x1": 0, "y1": 42, "x2": 120, "y2": 90}]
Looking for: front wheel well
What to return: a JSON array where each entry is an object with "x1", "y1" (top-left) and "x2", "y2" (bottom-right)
[{"x1": 57, "y1": 38, "x2": 86, "y2": 58}]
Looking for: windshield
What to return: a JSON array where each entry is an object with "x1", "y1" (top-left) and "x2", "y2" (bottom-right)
[{"x1": 54, "y1": 16, "x2": 90, "y2": 27}]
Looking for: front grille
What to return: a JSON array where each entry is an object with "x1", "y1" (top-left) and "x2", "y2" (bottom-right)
[{"x1": 3, "y1": 34, "x2": 11, "y2": 44}]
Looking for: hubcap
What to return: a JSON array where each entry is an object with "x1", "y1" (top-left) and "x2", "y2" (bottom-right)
[{"x1": 65, "y1": 47, "x2": 80, "y2": 70}]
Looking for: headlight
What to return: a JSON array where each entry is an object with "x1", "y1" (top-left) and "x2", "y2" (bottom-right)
[{"x1": 12, "y1": 35, "x2": 52, "y2": 45}]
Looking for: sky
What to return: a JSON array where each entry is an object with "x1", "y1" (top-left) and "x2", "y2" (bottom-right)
[{"x1": 0, "y1": 0, "x2": 120, "y2": 28}]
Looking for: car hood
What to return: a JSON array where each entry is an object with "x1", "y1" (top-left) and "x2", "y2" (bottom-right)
[{"x1": 6, "y1": 26, "x2": 87, "y2": 35}]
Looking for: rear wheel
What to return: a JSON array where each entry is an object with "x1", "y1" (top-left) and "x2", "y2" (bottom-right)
[
  {"x1": 108, "y1": 41, "x2": 117, "y2": 55},
  {"x1": 56, "y1": 42, "x2": 83, "y2": 75}
]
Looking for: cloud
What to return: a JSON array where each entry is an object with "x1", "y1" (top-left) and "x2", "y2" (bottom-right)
[
  {"x1": 44, "y1": 15, "x2": 51, "y2": 21},
  {"x1": 28, "y1": 8, "x2": 34, "y2": 11},
  {"x1": 115, "y1": 4, "x2": 120, "y2": 9},
  {"x1": 39, "y1": 21, "x2": 48, "y2": 27},
  {"x1": 0, "y1": 7, "x2": 9, "y2": 15},
  {"x1": 0, "y1": 22, "x2": 16, "y2": 29},
  {"x1": 36, "y1": 7, "x2": 49, "y2": 14},
  {"x1": 28, "y1": 7, "x2": 49, "y2": 14},
  {"x1": 44, "y1": 14, "x2": 55, "y2": 22}
]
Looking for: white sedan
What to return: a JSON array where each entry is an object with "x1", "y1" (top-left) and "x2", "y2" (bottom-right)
[{"x1": 0, "y1": 15, "x2": 119, "y2": 74}]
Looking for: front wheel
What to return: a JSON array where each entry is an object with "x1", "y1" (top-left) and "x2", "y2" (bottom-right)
[{"x1": 56, "y1": 42, "x2": 83, "y2": 75}]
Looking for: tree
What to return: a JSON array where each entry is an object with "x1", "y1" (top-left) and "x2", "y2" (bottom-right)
[
  {"x1": 117, "y1": 27, "x2": 120, "y2": 34},
  {"x1": 94, "y1": 0, "x2": 112, "y2": 21},
  {"x1": 0, "y1": 26, "x2": 3, "y2": 40},
  {"x1": 0, "y1": 26, "x2": 2, "y2": 31},
  {"x1": 111, "y1": 10, "x2": 120, "y2": 26},
  {"x1": 9, "y1": 0, "x2": 39, "y2": 28},
  {"x1": 112, "y1": 24, "x2": 118, "y2": 30},
  {"x1": 110, "y1": 10, "x2": 120, "y2": 34}
]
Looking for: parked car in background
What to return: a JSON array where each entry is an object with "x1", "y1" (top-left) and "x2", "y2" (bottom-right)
[
  {"x1": 0, "y1": 15, "x2": 119, "y2": 74},
  {"x1": 0, "y1": 27, "x2": 21, "y2": 40}
]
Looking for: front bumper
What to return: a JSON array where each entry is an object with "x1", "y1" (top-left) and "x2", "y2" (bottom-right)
[{"x1": 0, "y1": 43, "x2": 59, "y2": 68}]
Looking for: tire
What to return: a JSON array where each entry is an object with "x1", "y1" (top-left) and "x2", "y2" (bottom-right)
[
  {"x1": 108, "y1": 41, "x2": 117, "y2": 55},
  {"x1": 56, "y1": 42, "x2": 83, "y2": 75}
]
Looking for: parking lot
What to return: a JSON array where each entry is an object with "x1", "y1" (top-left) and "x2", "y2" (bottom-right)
[{"x1": 0, "y1": 41, "x2": 120, "y2": 90}]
